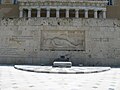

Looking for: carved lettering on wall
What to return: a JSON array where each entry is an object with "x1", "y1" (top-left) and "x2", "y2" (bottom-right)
[
  {"x1": 93, "y1": 37, "x2": 114, "y2": 42},
  {"x1": 0, "y1": 48, "x2": 20, "y2": 56},
  {"x1": 9, "y1": 36, "x2": 33, "y2": 44},
  {"x1": 41, "y1": 30, "x2": 85, "y2": 51}
]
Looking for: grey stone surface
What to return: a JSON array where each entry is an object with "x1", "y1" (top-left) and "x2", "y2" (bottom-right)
[{"x1": 0, "y1": 18, "x2": 120, "y2": 66}]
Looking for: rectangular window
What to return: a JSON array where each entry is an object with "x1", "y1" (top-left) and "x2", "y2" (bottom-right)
[
  {"x1": 107, "y1": 0, "x2": 113, "y2": 5},
  {"x1": 0, "y1": 0, "x2": 2, "y2": 4},
  {"x1": 13, "y1": 0, "x2": 17, "y2": 4}
]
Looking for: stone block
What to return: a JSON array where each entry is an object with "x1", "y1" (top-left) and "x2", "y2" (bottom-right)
[{"x1": 53, "y1": 62, "x2": 72, "y2": 67}]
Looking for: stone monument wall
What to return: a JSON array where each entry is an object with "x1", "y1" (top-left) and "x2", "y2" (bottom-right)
[{"x1": 0, "y1": 18, "x2": 120, "y2": 66}]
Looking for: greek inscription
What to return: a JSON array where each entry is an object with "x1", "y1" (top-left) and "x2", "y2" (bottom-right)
[
  {"x1": 9, "y1": 36, "x2": 33, "y2": 42},
  {"x1": 0, "y1": 48, "x2": 20, "y2": 56},
  {"x1": 93, "y1": 38, "x2": 113, "y2": 42}
]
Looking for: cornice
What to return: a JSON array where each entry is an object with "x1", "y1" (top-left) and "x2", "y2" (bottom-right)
[{"x1": 19, "y1": 1, "x2": 107, "y2": 8}]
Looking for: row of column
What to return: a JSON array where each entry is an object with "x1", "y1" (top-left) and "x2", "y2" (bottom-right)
[{"x1": 19, "y1": 8, "x2": 106, "y2": 18}]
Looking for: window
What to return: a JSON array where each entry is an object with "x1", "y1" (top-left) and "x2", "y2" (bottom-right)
[
  {"x1": 0, "y1": 0, "x2": 1, "y2": 4},
  {"x1": 79, "y1": 10, "x2": 85, "y2": 18},
  {"x1": 31, "y1": 9, "x2": 37, "y2": 17},
  {"x1": 13, "y1": 0, "x2": 17, "y2": 4},
  {"x1": 59, "y1": 9, "x2": 66, "y2": 18},
  {"x1": 23, "y1": 9, "x2": 28, "y2": 17},
  {"x1": 50, "y1": 9, "x2": 56, "y2": 17},
  {"x1": 88, "y1": 10, "x2": 94, "y2": 18},
  {"x1": 41, "y1": 9, "x2": 47, "y2": 17},
  {"x1": 107, "y1": 0, "x2": 113, "y2": 5},
  {"x1": 69, "y1": 9, "x2": 75, "y2": 18}
]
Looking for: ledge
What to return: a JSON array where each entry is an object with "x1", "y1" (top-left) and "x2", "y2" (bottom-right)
[{"x1": 14, "y1": 65, "x2": 111, "y2": 74}]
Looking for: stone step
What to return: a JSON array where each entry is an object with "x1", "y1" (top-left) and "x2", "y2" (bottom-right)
[{"x1": 53, "y1": 61, "x2": 72, "y2": 67}]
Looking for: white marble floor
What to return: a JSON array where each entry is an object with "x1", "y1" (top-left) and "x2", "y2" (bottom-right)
[{"x1": 0, "y1": 66, "x2": 120, "y2": 90}]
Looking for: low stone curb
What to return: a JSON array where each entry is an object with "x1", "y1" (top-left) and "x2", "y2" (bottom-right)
[{"x1": 14, "y1": 65, "x2": 111, "y2": 74}]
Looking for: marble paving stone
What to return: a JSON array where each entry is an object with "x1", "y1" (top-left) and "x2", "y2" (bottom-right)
[{"x1": 0, "y1": 66, "x2": 120, "y2": 90}]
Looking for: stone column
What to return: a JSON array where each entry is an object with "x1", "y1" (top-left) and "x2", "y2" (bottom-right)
[
  {"x1": 19, "y1": 8, "x2": 23, "y2": 18},
  {"x1": 47, "y1": 8, "x2": 50, "y2": 17},
  {"x1": 85, "y1": 9, "x2": 88, "y2": 18},
  {"x1": 103, "y1": 10, "x2": 106, "y2": 19},
  {"x1": 56, "y1": 8, "x2": 60, "y2": 18},
  {"x1": 75, "y1": 9, "x2": 79, "y2": 18},
  {"x1": 37, "y1": 8, "x2": 41, "y2": 17},
  {"x1": 28, "y1": 8, "x2": 31, "y2": 17},
  {"x1": 66, "y1": 9, "x2": 69, "y2": 18},
  {"x1": 94, "y1": 10, "x2": 98, "y2": 18}
]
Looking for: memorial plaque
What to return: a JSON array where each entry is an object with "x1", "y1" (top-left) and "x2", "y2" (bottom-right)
[{"x1": 41, "y1": 30, "x2": 85, "y2": 51}]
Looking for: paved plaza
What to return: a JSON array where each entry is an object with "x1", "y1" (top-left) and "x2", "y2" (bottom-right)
[{"x1": 0, "y1": 65, "x2": 120, "y2": 90}]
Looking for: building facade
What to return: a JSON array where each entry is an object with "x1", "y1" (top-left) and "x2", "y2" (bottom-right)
[
  {"x1": 18, "y1": 0, "x2": 107, "y2": 19},
  {"x1": 0, "y1": 0, "x2": 120, "y2": 19},
  {"x1": 0, "y1": 0, "x2": 120, "y2": 66}
]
